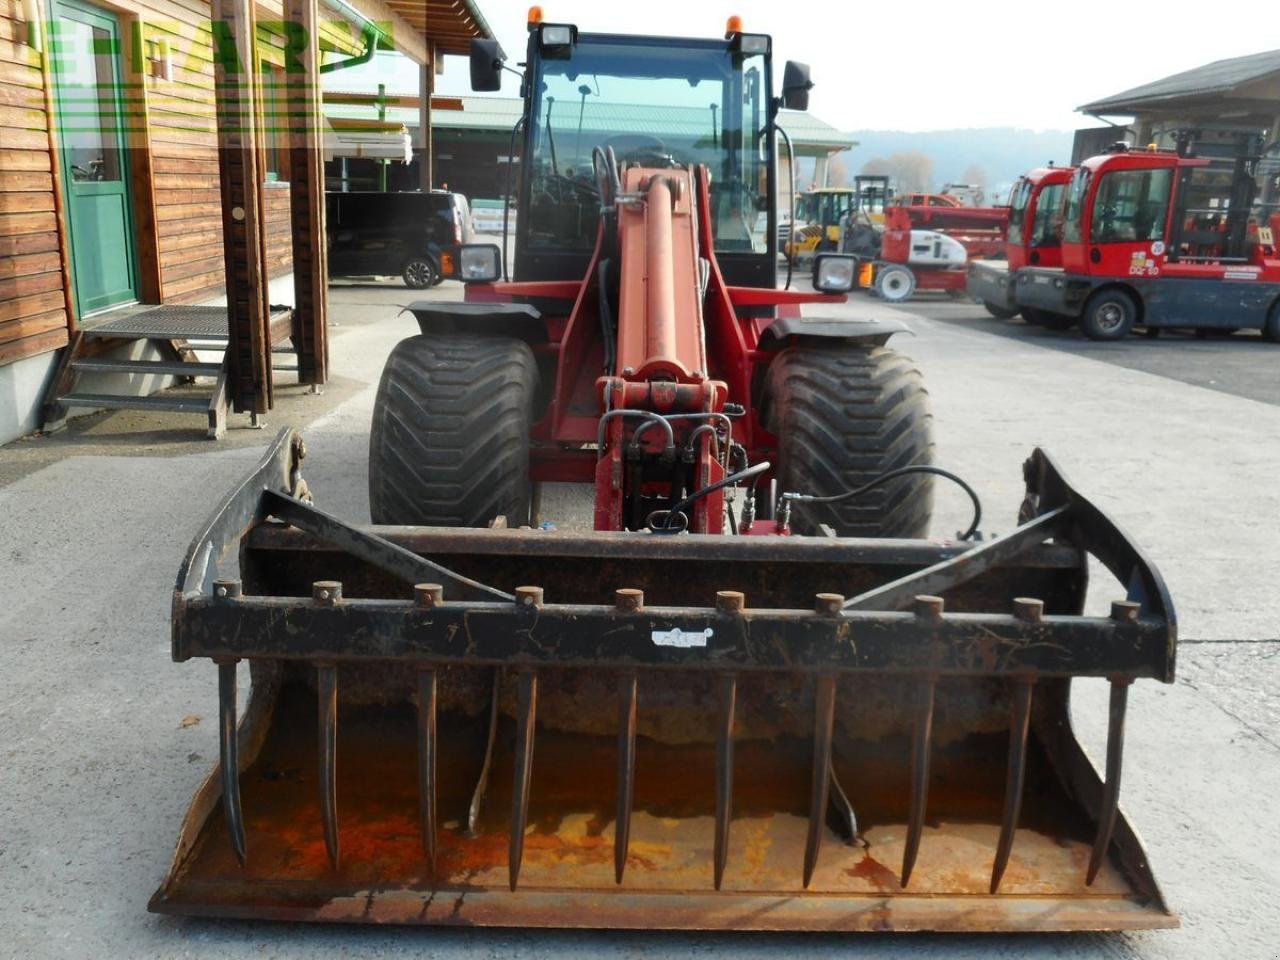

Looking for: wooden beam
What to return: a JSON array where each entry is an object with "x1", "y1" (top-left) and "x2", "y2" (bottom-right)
[
  {"x1": 419, "y1": 47, "x2": 433, "y2": 191},
  {"x1": 124, "y1": 17, "x2": 164, "y2": 304},
  {"x1": 286, "y1": 0, "x2": 328, "y2": 386},
  {"x1": 324, "y1": 92, "x2": 463, "y2": 111},
  {"x1": 213, "y1": 0, "x2": 273, "y2": 414}
]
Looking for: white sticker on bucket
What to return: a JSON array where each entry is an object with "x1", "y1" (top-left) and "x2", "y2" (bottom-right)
[{"x1": 652, "y1": 627, "x2": 713, "y2": 648}]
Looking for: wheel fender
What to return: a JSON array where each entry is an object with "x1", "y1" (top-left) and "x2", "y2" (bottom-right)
[
  {"x1": 759, "y1": 314, "x2": 913, "y2": 348},
  {"x1": 400, "y1": 302, "x2": 548, "y2": 343}
]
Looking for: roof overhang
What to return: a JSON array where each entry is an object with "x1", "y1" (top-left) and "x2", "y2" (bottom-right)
[{"x1": 331, "y1": 0, "x2": 495, "y2": 65}]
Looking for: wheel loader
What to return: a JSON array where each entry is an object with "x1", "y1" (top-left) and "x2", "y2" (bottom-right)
[{"x1": 150, "y1": 10, "x2": 1178, "y2": 933}]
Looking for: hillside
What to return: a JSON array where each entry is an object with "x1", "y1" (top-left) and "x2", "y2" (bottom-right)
[{"x1": 804, "y1": 127, "x2": 1077, "y2": 201}]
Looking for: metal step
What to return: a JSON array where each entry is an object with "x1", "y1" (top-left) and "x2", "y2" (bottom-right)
[
  {"x1": 72, "y1": 357, "x2": 224, "y2": 377},
  {"x1": 58, "y1": 392, "x2": 213, "y2": 413}
]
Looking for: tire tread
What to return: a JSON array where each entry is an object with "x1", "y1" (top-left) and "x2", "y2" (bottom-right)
[{"x1": 368, "y1": 335, "x2": 536, "y2": 526}]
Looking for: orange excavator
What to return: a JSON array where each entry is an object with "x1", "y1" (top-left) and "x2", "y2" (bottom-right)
[{"x1": 150, "y1": 9, "x2": 1178, "y2": 934}]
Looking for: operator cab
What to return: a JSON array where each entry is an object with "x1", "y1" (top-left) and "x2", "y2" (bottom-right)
[{"x1": 472, "y1": 11, "x2": 811, "y2": 288}]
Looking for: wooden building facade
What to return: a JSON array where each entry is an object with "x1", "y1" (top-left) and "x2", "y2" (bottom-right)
[{"x1": 0, "y1": 0, "x2": 492, "y2": 442}]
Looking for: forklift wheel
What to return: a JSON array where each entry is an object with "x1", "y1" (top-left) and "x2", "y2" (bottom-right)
[
  {"x1": 1261, "y1": 300, "x2": 1280, "y2": 342},
  {"x1": 983, "y1": 300, "x2": 1020, "y2": 320},
  {"x1": 1080, "y1": 289, "x2": 1138, "y2": 341}
]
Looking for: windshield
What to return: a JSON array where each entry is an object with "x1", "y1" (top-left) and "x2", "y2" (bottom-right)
[
  {"x1": 525, "y1": 38, "x2": 771, "y2": 254},
  {"x1": 1006, "y1": 178, "x2": 1031, "y2": 245},
  {"x1": 1090, "y1": 167, "x2": 1172, "y2": 243},
  {"x1": 1062, "y1": 167, "x2": 1091, "y2": 244},
  {"x1": 1030, "y1": 182, "x2": 1065, "y2": 247}
]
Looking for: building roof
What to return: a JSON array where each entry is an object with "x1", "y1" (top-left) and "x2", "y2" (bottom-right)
[
  {"x1": 379, "y1": 0, "x2": 496, "y2": 57},
  {"x1": 1080, "y1": 49, "x2": 1280, "y2": 115},
  {"x1": 323, "y1": 94, "x2": 857, "y2": 155}
]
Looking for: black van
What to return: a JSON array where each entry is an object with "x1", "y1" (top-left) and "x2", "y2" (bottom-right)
[{"x1": 325, "y1": 190, "x2": 474, "y2": 288}]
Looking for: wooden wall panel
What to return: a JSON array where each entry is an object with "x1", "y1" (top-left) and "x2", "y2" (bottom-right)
[
  {"x1": 0, "y1": 0, "x2": 305, "y2": 369},
  {"x1": 0, "y1": 0, "x2": 63, "y2": 366}
]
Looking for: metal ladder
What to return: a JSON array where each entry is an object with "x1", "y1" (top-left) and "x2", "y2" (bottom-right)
[{"x1": 42, "y1": 305, "x2": 297, "y2": 439}]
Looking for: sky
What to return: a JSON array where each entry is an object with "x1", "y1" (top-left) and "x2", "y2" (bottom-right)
[{"x1": 416, "y1": 0, "x2": 1279, "y2": 132}]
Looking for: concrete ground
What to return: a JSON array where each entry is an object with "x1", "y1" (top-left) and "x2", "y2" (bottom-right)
[{"x1": 2, "y1": 281, "x2": 1279, "y2": 959}]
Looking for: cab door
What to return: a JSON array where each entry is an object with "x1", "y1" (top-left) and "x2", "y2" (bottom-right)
[{"x1": 1085, "y1": 165, "x2": 1173, "y2": 281}]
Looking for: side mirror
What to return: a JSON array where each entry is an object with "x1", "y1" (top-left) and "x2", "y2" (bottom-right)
[
  {"x1": 781, "y1": 61, "x2": 812, "y2": 111},
  {"x1": 470, "y1": 39, "x2": 503, "y2": 92}
]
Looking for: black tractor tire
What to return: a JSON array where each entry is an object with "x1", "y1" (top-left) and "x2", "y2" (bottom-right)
[
  {"x1": 1261, "y1": 299, "x2": 1280, "y2": 342},
  {"x1": 764, "y1": 344, "x2": 934, "y2": 538},
  {"x1": 1080, "y1": 288, "x2": 1138, "y2": 341},
  {"x1": 369, "y1": 334, "x2": 537, "y2": 526},
  {"x1": 983, "y1": 300, "x2": 1020, "y2": 320},
  {"x1": 401, "y1": 256, "x2": 438, "y2": 289}
]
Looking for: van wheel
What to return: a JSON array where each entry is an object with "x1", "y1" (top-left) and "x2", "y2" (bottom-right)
[
  {"x1": 402, "y1": 257, "x2": 438, "y2": 289},
  {"x1": 1081, "y1": 289, "x2": 1138, "y2": 340}
]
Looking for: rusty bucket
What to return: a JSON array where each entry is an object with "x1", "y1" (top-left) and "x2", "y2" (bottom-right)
[{"x1": 150, "y1": 429, "x2": 1176, "y2": 932}]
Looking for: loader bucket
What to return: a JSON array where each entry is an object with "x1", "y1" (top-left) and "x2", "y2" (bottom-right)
[{"x1": 151, "y1": 429, "x2": 1177, "y2": 932}]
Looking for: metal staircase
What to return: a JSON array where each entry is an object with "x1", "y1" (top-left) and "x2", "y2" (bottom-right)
[{"x1": 43, "y1": 305, "x2": 297, "y2": 439}]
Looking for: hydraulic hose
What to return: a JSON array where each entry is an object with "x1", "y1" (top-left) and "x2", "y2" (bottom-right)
[{"x1": 781, "y1": 465, "x2": 983, "y2": 541}]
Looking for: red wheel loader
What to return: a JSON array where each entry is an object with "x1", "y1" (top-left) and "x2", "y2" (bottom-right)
[
  {"x1": 967, "y1": 164, "x2": 1074, "y2": 322},
  {"x1": 151, "y1": 10, "x2": 1178, "y2": 933},
  {"x1": 1015, "y1": 135, "x2": 1280, "y2": 340}
]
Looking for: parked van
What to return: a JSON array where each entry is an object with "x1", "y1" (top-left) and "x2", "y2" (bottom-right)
[{"x1": 325, "y1": 190, "x2": 474, "y2": 288}]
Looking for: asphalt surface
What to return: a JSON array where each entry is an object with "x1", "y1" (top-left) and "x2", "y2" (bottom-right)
[
  {"x1": 2, "y1": 281, "x2": 1279, "y2": 958},
  {"x1": 914, "y1": 297, "x2": 1280, "y2": 407}
]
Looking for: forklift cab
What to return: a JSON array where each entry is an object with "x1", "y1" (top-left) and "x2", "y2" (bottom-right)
[{"x1": 853, "y1": 175, "x2": 892, "y2": 223}]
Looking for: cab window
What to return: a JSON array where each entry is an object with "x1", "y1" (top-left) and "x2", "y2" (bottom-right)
[
  {"x1": 1090, "y1": 168, "x2": 1172, "y2": 243},
  {"x1": 1030, "y1": 182, "x2": 1065, "y2": 247},
  {"x1": 1006, "y1": 179, "x2": 1031, "y2": 246},
  {"x1": 1062, "y1": 168, "x2": 1091, "y2": 244}
]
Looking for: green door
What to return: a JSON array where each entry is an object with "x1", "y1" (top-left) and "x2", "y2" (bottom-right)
[{"x1": 48, "y1": 0, "x2": 138, "y2": 315}]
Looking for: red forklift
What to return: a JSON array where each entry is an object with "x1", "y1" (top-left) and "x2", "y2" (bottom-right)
[
  {"x1": 967, "y1": 164, "x2": 1074, "y2": 321},
  {"x1": 1015, "y1": 134, "x2": 1280, "y2": 341}
]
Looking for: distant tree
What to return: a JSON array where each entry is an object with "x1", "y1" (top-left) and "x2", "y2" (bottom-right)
[
  {"x1": 860, "y1": 156, "x2": 892, "y2": 177},
  {"x1": 886, "y1": 151, "x2": 934, "y2": 193},
  {"x1": 961, "y1": 164, "x2": 988, "y2": 187}
]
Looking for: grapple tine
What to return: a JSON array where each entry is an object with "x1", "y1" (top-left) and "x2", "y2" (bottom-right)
[
  {"x1": 901, "y1": 675, "x2": 936, "y2": 888},
  {"x1": 416, "y1": 668, "x2": 438, "y2": 871},
  {"x1": 804, "y1": 674, "x2": 837, "y2": 889},
  {"x1": 1087, "y1": 677, "x2": 1132, "y2": 886},
  {"x1": 828, "y1": 760, "x2": 859, "y2": 845},
  {"x1": 216, "y1": 659, "x2": 247, "y2": 866},
  {"x1": 467, "y1": 668, "x2": 501, "y2": 836},
  {"x1": 509, "y1": 667, "x2": 538, "y2": 892},
  {"x1": 317, "y1": 663, "x2": 340, "y2": 871},
  {"x1": 615, "y1": 670, "x2": 638, "y2": 885},
  {"x1": 991, "y1": 678, "x2": 1034, "y2": 894},
  {"x1": 714, "y1": 672, "x2": 737, "y2": 891}
]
